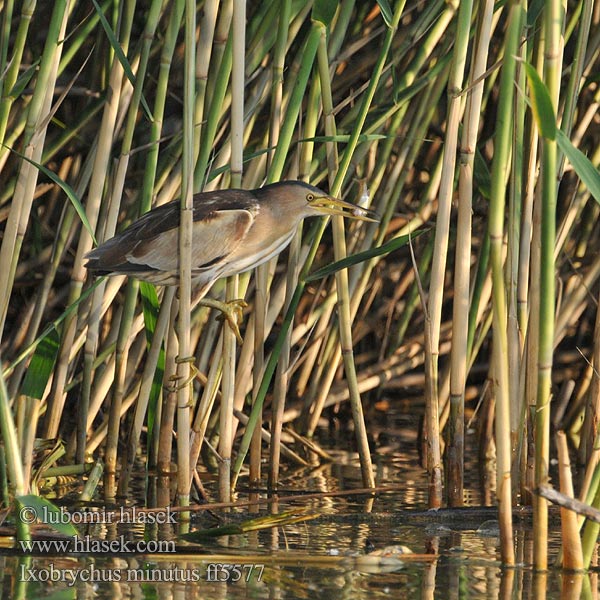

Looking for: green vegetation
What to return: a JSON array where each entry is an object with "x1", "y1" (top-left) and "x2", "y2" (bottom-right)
[{"x1": 1, "y1": 0, "x2": 599, "y2": 570}]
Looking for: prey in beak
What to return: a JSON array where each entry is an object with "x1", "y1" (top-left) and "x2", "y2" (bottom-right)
[{"x1": 308, "y1": 193, "x2": 380, "y2": 222}]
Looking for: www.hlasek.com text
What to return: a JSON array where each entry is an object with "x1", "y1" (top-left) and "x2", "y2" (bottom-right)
[{"x1": 19, "y1": 535, "x2": 175, "y2": 554}]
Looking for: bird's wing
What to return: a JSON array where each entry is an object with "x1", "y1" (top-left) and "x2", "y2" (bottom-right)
[
  {"x1": 127, "y1": 207, "x2": 255, "y2": 274},
  {"x1": 85, "y1": 190, "x2": 259, "y2": 278}
]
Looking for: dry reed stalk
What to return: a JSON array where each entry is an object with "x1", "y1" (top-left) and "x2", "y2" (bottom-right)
[
  {"x1": 217, "y1": 0, "x2": 246, "y2": 503},
  {"x1": 118, "y1": 285, "x2": 176, "y2": 497},
  {"x1": 556, "y1": 431, "x2": 584, "y2": 570},
  {"x1": 176, "y1": 0, "x2": 196, "y2": 509},
  {"x1": 419, "y1": 1, "x2": 460, "y2": 508},
  {"x1": 266, "y1": 0, "x2": 294, "y2": 491}
]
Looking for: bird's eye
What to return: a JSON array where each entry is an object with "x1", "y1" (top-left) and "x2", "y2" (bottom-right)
[{"x1": 306, "y1": 193, "x2": 314, "y2": 202}]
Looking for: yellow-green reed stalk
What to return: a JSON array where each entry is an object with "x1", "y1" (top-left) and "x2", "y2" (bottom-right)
[
  {"x1": 250, "y1": 229, "x2": 265, "y2": 487},
  {"x1": 519, "y1": 43, "x2": 541, "y2": 504},
  {"x1": 0, "y1": 0, "x2": 35, "y2": 166},
  {"x1": 510, "y1": 7, "x2": 530, "y2": 499},
  {"x1": 448, "y1": 0, "x2": 493, "y2": 508},
  {"x1": 488, "y1": 2, "x2": 524, "y2": 567},
  {"x1": 176, "y1": 0, "x2": 195, "y2": 509},
  {"x1": 326, "y1": 1, "x2": 408, "y2": 489},
  {"x1": 193, "y1": 0, "x2": 218, "y2": 171},
  {"x1": 326, "y1": 0, "x2": 354, "y2": 58},
  {"x1": 0, "y1": 0, "x2": 67, "y2": 338},
  {"x1": 267, "y1": 28, "x2": 319, "y2": 178},
  {"x1": 0, "y1": 370, "x2": 24, "y2": 498},
  {"x1": 231, "y1": 17, "x2": 324, "y2": 490},
  {"x1": 207, "y1": 0, "x2": 233, "y2": 106},
  {"x1": 104, "y1": 282, "x2": 138, "y2": 498},
  {"x1": 581, "y1": 460, "x2": 600, "y2": 567},
  {"x1": 218, "y1": 0, "x2": 245, "y2": 503},
  {"x1": 425, "y1": 0, "x2": 470, "y2": 508},
  {"x1": 117, "y1": 0, "x2": 184, "y2": 496},
  {"x1": 90, "y1": 2, "x2": 138, "y2": 489},
  {"x1": 0, "y1": 366, "x2": 29, "y2": 540},
  {"x1": 141, "y1": 0, "x2": 184, "y2": 214},
  {"x1": 318, "y1": 31, "x2": 377, "y2": 485},
  {"x1": 557, "y1": 0, "x2": 592, "y2": 178},
  {"x1": 87, "y1": 0, "x2": 164, "y2": 467},
  {"x1": 534, "y1": 0, "x2": 563, "y2": 571},
  {"x1": 305, "y1": 0, "x2": 442, "y2": 434},
  {"x1": 217, "y1": 308, "x2": 240, "y2": 490},
  {"x1": 578, "y1": 283, "x2": 600, "y2": 526},
  {"x1": 8, "y1": 168, "x2": 80, "y2": 400},
  {"x1": 292, "y1": 77, "x2": 322, "y2": 399},
  {"x1": 158, "y1": 300, "x2": 179, "y2": 475},
  {"x1": 119, "y1": 286, "x2": 177, "y2": 497},
  {"x1": 6, "y1": 3, "x2": 69, "y2": 469},
  {"x1": 307, "y1": 3, "x2": 455, "y2": 420},
  {"x1": 246, "y1": 2, "x2": 282, "y2": 74},
  {"x1": 194, "y1": 31, "x2": 232, "y2": 190},
  {"x1": 0, "y1": 0, "x2": 14, "y2": 97},
  {"x1": 45, "y1": 0, "x2": 135, "y2": 441},
  {"x1": 189, "y1": 335, "x2": 223, "y2": 480},
  {"x1": 194, "y1": 0, "x2": 233, "y2": 190},
  {"x1": 265, "y1": 0, "x2": 292, "y2": 490}
]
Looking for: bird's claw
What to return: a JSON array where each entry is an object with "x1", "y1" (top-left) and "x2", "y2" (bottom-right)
[
  {"x1": 167, "y1": 355, "x2": 200, "y2": 393},
  {"x1": 215, "y1": 299, "x2": 247, "y2": 344},
  {"x1": 198, "y1": 297, "x2": 247, "y2": 343}
]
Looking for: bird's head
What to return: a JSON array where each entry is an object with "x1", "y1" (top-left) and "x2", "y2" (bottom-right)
[{"x1": 263, "y1": 181, "x2": 379, "y2": 223}]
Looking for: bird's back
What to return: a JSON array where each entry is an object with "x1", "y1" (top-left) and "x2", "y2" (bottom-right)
[{"x1": 85, "y1": 189, "x2": 260, "y2": 285}]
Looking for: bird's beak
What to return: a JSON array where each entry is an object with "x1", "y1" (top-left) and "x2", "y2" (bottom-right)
[{"x1": 309, "y1": 195, "x2": 380, "y2": 222}]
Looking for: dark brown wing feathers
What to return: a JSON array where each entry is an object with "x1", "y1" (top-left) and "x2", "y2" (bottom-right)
[{"x1": 85, "y1": 189, "x2": 259, "y2": 277}]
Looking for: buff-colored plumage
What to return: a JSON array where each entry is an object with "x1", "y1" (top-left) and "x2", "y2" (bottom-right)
[{"x1": 85, "y1": 181, "x2": 378, "y2": 297}]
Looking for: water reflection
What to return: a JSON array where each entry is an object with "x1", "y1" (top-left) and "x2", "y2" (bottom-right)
[
  {"x1": 2, "y1": 542, "x2": 596, "y2": 599},
  {"x1": 1, "y1": 406, "x2": 597, "y2": 598}
]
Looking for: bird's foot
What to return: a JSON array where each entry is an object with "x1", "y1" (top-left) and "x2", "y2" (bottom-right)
[
  {"x1": 198, "y1": 298, "x2": 248, "y2": 344},
  {"x1": 168, "y1": 355, "x2": 200, "y2": 393}
]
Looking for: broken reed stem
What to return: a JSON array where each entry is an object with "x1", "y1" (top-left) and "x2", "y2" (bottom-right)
[{"x1": 556, "y1": 431, "x2": 584, "y2": 570}]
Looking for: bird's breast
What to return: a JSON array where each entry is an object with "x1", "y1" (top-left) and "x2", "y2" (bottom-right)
[{"x1": 220, "y1": 227, "x2": 297, "y2": 277}]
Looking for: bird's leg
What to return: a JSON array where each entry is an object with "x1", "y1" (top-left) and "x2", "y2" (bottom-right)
[{"x1": 197, "y1": 298, "x2": 248, "y2": 344}]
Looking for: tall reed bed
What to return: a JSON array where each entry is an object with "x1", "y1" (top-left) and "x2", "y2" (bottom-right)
[{"x1": 1, "y1": 0, "x2": 599, "y2": 569}]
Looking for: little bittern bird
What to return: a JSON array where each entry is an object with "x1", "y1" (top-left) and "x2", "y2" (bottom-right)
[{"x1": 85, "y1": 181, "x2": 378, "y2": 335}]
